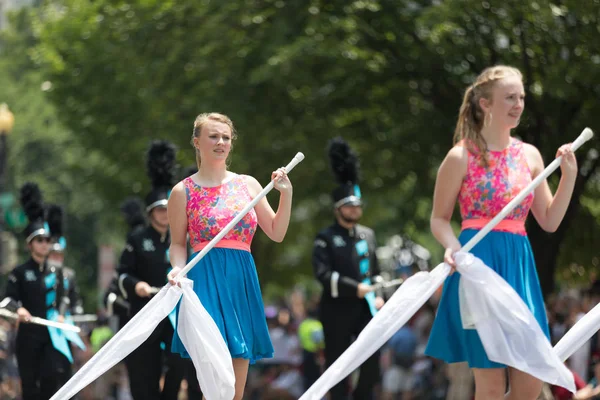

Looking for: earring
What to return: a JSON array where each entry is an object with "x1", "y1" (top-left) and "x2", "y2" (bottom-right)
[{"x1": 484, "y1": 112, "x2": 493, "y2": 128}]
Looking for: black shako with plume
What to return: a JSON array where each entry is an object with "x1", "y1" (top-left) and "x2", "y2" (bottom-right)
[
  {"x1": 47, "y1": 204, "x2": 67, "y2": 253},
  {"x1": 145, "y1": 140, "x2": 177, "y2": 212},
  {"x1": 120, "y1": 197, "x2": 147, "y2": 235},
  {"x1": 327, "y1": 137, "x2": 363, "y2": 208},
  {"x1": 19, "y1": 182, "x2": 50, "y2": 243}
]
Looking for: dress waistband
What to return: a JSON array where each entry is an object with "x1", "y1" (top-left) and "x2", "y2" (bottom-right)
[
  {"x1": 192, "y1": 239, "x2": 251, "y2": 253},
  {"x1": 461, "y1": 219, "x2": 526, "y2": 235}
]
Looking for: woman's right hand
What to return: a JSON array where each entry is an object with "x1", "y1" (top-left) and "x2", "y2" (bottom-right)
[
  {"x1": 168, "y1": 267, "x2": 183, "y2": 286},
  {"x1": 356, "y1": 283, "x2": 374, "y2": 299},
  {"x1": 16, "y1": 307, "x2": 31, "y2": 322},
  {"x1": 444, "y1": 245, "x2": 461, "y2": 274},
  {"x1": 135, "y1": 281, "x2": 153, "y2": 298}
]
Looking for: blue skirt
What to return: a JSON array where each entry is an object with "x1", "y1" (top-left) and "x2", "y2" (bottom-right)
[
  {"x1": 171, "y1": 248, "x2": 274, "y2": 364},
  {"x1": 425, "y1": 229, "x2": 549, "y2": 368}
]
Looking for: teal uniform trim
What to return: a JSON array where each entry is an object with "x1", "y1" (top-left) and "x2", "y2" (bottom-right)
[
  {"x1": 46, "y1": 309, "x2": 73, "y2": 363},
  {"x1": 45, "y1": 272, "x2": 87, "y2": 363},
  {"x1": 168, "y1": 307, "x2": 177, "y2": 329},
  {"x1": 356, "y1": 240, "x2": 377, "y2": 317},
  {"x1": 44, "y1": 273, "x2": 56, "y2": 307}
]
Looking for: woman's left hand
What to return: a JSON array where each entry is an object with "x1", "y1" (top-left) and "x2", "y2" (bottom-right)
[
  {"x1": 556, "y1": 143, "x2": 578, "y2": 179},
  {"x1": 272, "y1": 167, "x2": 293, "y2": 194}
]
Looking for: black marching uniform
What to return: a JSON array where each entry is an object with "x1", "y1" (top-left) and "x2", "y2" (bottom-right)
[
  {"x1": 117, "y1": 141, "x2": 201, "y2": 400},
  {"x1": 3, "y1": 184, "x2": 84, "y2": 400},
  {"x1": 312, "y1": 138, "x2": 382, "y2": 400},
  {"x1": 103, "y1": 273, "x2": 131, "y2": 330},
  {"x1": 5, "y1": 260, "x2": 83, "y2": 400},
  {"x1": 103, "y1": 197, "x2": 145, "y2": 330},
  {"x1": 313, "y1": 223, "x2": 381, "y2": 399},
  {"x1": 118, "y1": 225, "x2": 191, "y2": 399}
]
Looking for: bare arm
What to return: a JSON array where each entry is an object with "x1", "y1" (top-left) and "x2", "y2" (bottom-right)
[
  {"x1": 245, "y1": 169, "x2": 293, "y2": 243},
  {"x1": 430, "y1": 146, "x2": 468, "y2": 265},
  {"x1": 167, "y1": 182, "x2": 188, "y2": 276},
  {"x1": 526, "y1": 143, "x2": 578, "y2": 233},
  {"x1": 573, "y1": 384, "x2": 599, "y2": 400}
]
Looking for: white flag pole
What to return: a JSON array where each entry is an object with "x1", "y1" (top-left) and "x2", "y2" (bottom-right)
[{"x1": 0, "y1": 308, "x2": 81, "y2": 333}]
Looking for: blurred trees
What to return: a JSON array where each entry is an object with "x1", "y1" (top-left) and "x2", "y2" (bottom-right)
[{"x1": 0, "y1": 9, "x2": 119, "y2": 310}]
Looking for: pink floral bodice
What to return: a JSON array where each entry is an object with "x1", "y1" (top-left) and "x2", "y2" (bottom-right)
[
  {"x1": 458, "y1": 137, "x2": 534, "y2": 222},
  {"x1": 185, "y1": 175, "x2": 257, "y2": 249}
]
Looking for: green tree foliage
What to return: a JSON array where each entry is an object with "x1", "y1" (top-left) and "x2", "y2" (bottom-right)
[
  {"x1": 11, "y1": 0, "x2": 600, "y2": 296},
  {"x1": 0, "y1": 9, "x2": 124, "y2": 310}
]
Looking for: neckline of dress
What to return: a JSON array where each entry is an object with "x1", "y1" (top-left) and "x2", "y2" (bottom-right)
[
  {"x1": 486, "y1": 137, "x2": 515, "y2": 154},
  {"x1": 189, "y1": 173, "x2": 238, "y2": 189}
]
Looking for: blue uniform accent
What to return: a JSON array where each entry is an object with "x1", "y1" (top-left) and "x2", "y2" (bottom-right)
[
  {"x1": 356, "y1": 240, "x2": 377, "y2": 317},
  {"x1": 46, "y1": 309, "x2": 74, "y2": 363},
  {"x1": 44, "y1": 273, "x2": 56, "y2": 288},
  {"x1": 45, "y1": 274, "x2": 56, "y2": 307},
  {"x1": 168, "y1": 308, "x2": 177, "y2": 330},
  {"x1": 46, "y1": 291, "x2": 56, "y2": 307},
  {"x1": 45, "y1": 273, "x2": 87, "y2": 363},
  {"x1": 355, "y1": 240, "x2": 368, "y2": 255},
  {"x1": 354, "y1": 184, "x2": 362, "y2": 199}
]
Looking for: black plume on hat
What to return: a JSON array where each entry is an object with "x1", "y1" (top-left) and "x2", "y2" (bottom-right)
[
  {"x1": 327, "y1": 137, "x2": 363, "y2": 208},
  {"x1": 146, "y1": 140, "x2": 177, "y2": 189},
  {"x1": 47, "y1": 204, "x2": 67, "y2": 252},
  {"x1": 120, "y1": 197, "x2": 146, "y2": 232},
  {"x1": 47, "y1": 204, "x2": 64, "y2": 239},
  {"x1": 19, "y1": 182, "x2": 49, "y2": 242},
  {"x1": 328, "y1": 137, "x2": 360, "y2": 186},
  {"x1": 20, "y1": 182, "x2": 44, "y2": 222},
  {"x1": 145, "y1": 140, "x2": 177, "y2": 212}
]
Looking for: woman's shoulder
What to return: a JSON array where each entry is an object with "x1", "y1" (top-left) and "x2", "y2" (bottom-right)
[
  {"x1": 436, "y1": 144, "x2": 469, "y2": 181},
  {"x1": 172, "y1": 179, "x2": 189, "y2": 193},
  {"x1": 445, "y1": 144, "x2": 469, "y2": 166},
  {"x1": 517, "y1": 139, "x2": 544, "y2": 175},
  {"x1": 517, "y1": 139, "x2": 540, "y2": 154},
  {"x1": 517, "y1": 139, "x2": 543, "y2": 162},
  {"x1": 238, "y1": 174, "x2": 262, "y2": 198},
  {"x1": 169, "y1": 180, "x2": 189, "y2": 202},
  {"x1": 238, "y1": 173, "x2": 259, "y2": 186}
]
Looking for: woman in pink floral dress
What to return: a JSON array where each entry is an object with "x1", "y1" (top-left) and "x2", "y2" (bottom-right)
[
  {"x1": 167, "y1": 113, "x2": 293, "y2": 400},
  {"x1": 425, "y1": 66, "x2": 578, "y2": 400}
]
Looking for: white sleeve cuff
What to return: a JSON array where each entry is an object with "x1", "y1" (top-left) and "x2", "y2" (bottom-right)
[
  {"x1": 118, "y1": 274, "x2": 129, "y2": 300},
  {"x1": 331, "y1": 272, "x2": 340, "y2": 298}
]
